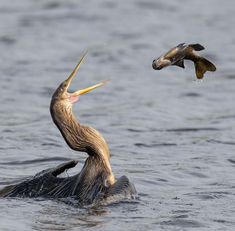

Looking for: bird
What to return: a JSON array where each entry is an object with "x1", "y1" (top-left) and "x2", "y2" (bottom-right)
[
  {"x1": 152, "y1": 43, "x2": 216, "y2": 79},
  {"x1": 0, "y1": 53, "x2": 136, "y2": 206}
]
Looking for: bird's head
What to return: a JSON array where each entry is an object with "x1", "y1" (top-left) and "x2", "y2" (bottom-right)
[{"x1": 51, "y1": 53, "x2": 108, "y2": 107}]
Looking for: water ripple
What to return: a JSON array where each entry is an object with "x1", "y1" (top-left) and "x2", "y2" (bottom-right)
[
  {"x1": 159, "y1": 219, "x2": 205, "y2": 228},
  {"x1": 0, "y1": 157, "x2": 72, "y2": 166},
  {"x1": 207, "y1": 139, "x2": 235, "y2": 145},
  {"x1": 135, "y1": 143, "x2": 176, "y2": 147},
  {"x1": 166, "y1": 127, "x2": 220, "y2": 132}
]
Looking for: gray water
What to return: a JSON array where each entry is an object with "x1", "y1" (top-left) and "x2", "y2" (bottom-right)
[{"x1": 0, "y1": 0, "x2": 235, "y2": 230}]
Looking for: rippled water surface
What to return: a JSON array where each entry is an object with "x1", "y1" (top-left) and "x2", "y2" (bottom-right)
[{"x1": 1, "y1": 0, "x2": 235, "y2": 230}]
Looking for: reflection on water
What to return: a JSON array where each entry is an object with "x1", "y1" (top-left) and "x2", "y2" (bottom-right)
[
  {"x1": 0, "y1": 0, "x2": 235, "y2": 230},
  {"x1": 34, "y1": 203, "x2": 106, "y2": 230}
]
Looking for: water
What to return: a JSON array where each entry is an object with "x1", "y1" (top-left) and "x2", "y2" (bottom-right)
[{"x1": 0, "y1": 0, "x2": 235, "y2": 230}]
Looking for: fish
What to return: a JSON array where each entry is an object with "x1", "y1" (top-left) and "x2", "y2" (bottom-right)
[{"x1": 152, "y1": 43, "x2": 216, "y2": 79}]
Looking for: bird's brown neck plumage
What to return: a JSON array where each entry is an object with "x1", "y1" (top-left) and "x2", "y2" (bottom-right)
[
  {"x1": 50, "y1": 99, "x2": 115, "y2": 185},
  {"x1": 50, "y1": 99, "x2": 110, "y2": 157}
]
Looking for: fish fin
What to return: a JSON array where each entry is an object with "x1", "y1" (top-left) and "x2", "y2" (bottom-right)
[
  {"x1": 203, "y1": 58, "x2": 216, "y2": 72},
  {"x1": 189, "y1": 43, "x2": 205, "y2": 51},
  {"x1": 174, "y1": 59, "x2": 185, "y2": 68},
  {"x1": 177, "y1": 43, "x2": 186, "y2": 48},
  {"x1": 194, "y1": 57, "x2": 216, "y2": 79}
]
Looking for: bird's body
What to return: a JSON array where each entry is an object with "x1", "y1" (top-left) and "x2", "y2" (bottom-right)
[
  {"x1": 0, "y1": 160, "x2": 135, "y2": 205},
  {"x1": 152, "y1": 43, "x2": 216, "y2": 79},
  {"x1": 0, "y1": 54, "x2": 136, "y2": 205}
]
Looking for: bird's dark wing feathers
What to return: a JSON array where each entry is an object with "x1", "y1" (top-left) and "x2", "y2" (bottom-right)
[
  {"x1": 107, "y1": 176, "x2": 136, "y2": 197},
  {"x1": 0, "y1": 160, "x2": 78, "y2": 197}
]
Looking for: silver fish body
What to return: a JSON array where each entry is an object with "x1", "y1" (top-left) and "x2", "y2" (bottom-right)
[{"x1": 152, "y1": 43, "x2": 216, "y2": 79}]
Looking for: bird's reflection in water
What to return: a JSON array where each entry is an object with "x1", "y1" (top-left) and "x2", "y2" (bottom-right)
[{"x1": 33, "y1": 202, "x2": 107, "y2": 230}]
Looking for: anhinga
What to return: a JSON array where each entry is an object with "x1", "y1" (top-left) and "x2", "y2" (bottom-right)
[{"x1": 0, "y1": 54, "x2": 136, "y2": 205}]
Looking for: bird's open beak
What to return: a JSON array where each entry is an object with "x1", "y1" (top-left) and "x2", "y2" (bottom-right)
[
  {"x1": 72, "y1": 81, "x2": 109, "y2": 96},
  {"x1": 65, "y1": 52, "x2": 108, "y2": 96}
]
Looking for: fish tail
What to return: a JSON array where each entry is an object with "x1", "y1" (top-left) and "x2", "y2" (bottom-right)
[{"x1": 194, "y1": 57, "x2": 216, "y2": 79}]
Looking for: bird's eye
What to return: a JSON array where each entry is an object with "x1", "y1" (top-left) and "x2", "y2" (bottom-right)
[{"x1": 62, "y1": 83, "x2": 68, "y2": 89}]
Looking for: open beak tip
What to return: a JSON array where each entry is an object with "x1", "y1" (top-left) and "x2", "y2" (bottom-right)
[
  {"x1": 74, "y1": 80, "x2": 109, "y2": 96},
  {"x1": 66, "y1": 51, "x2": 110, "y2": 96},
  {"x1": 101, "y1": 80, "x2": 110, "y2": 85},
  {"x1": 66, "y1": 52, "x2": 89, "y2": 83}
]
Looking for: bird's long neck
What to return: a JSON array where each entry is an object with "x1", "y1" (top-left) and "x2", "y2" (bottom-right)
[{"x1": 50, "y1": 100, "x2": 115, "y2": 185}]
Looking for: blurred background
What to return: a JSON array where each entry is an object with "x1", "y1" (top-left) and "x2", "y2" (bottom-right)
[{"x1": 0, "y1": 0, "x2": 235, "y2": 230}]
